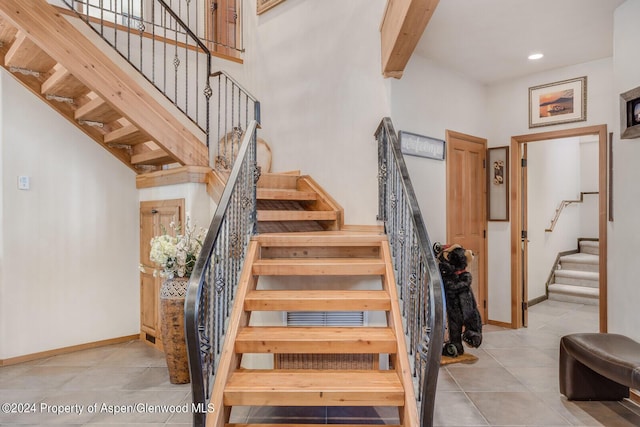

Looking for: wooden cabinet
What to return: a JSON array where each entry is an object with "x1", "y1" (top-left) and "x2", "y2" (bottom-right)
[{"x1": 139, "y1": 199, "x2": 184, "y2": 350}]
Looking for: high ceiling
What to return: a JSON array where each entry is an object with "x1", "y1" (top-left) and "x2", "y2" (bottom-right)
[{"x1": 414, "y1": 0, "x2": 625, "y2": 85}]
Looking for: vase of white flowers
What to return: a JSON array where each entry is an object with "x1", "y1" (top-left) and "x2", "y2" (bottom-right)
[{"x1": 147, "y1": 216, "x2": 205, "y2": 384}]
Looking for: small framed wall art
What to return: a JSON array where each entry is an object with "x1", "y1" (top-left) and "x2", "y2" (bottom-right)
[
  {"x1": 620, "y1": 85, "x2": 640, "y2": 139},
  {"x1": 487, "y1": 146, "x2": 509, "y2": 221},
  {"x1": 529, "y1": 76, "x2": 587, "y2": 128}
]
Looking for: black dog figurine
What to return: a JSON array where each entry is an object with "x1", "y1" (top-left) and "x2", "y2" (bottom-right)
[{"x1": 434, "y1": 243, "x2": 483, "y2": 357}]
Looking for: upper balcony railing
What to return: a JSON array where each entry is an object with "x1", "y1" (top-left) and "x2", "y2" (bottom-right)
[{"x1": 63, "y1": 0, "x2": 213, "y2": 146}]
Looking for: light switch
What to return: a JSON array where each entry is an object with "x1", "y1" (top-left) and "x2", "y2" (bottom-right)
[{"x1": 18, "y1": 176, "x2": 30, "y2": 190}]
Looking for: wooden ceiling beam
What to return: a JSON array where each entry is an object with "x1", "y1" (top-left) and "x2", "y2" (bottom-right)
[{"x1": 380, "y1": 0, "x2": 439, "y2": 79}]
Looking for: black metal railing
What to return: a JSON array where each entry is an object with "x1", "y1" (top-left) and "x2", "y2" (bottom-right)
[
  {"x1": 375, "y1": 117, "x2": 445, "y2": 427},
  {"x1": 184, "y1": 119, "x2": 259, "y2": 427},
  {"x1": 62, "y1": 0, "x2": 212, "y2": 146},
  {"x1": 210, "y1": 70, "x2": 261, "y2": 173},
  {"x1": 162, "y1": 0, "x2": 244, "y2": 56}
]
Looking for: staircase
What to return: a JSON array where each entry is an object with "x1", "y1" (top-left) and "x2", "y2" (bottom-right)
[
  {"x1": 209, "y1": 231, "x2": 418, "y2": 426},
  {"x1": 0, "y1": 0, "x2": 208, "y2": 173},
  {"x1": 257, "y1": 172, "x2": 344, "y2": 233},
  {"x1": 548, "y1": 240, "x2": 599, "y2": 305}
]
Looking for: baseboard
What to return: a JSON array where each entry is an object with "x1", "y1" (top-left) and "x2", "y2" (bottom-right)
[
  {"x1": 487, "y1": 319, "x2": 514, "y2": 329},
  {"x1": 0, "y1": 334, "x2": 139, "y2": 367},
  {"x1": 528, "y1": 295, "x2": 548, "y2": 307}
]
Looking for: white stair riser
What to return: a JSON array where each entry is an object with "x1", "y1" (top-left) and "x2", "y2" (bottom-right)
[
  {"x1": 560, "y1": 261, "x2": 599, "y2": 273},
  {"x1": 579, "y1": 241, "x2": 599, "y2": 255},
  {"x1": 554, "y1": 274, "x2": 599, "y2": 288},
  {"x1": 548, "y1": 291, "x2": 599, "y2": 305}
]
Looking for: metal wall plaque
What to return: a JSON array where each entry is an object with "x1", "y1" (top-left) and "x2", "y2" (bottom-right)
[{"x1": 399, "y1": 131, "x2": 445, "y2": 161}]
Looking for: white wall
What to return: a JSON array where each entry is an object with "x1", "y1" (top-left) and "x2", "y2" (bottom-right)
[
  {"x1": 389, "y1": 55, "x2": 488, "y2": 245},
  {"x1": 526, "y1": 138, "x2": 581, "y2": 300},
  {"x1": 236, "y1": 0, "x2": 390, "y2": 225},
  {"x1": 579, "y1": 137, "x2": 599, "y2": 238},
  {"x1": 0, "y1": 71, "x2": 140, "y2": 359},
  {"x1": 485, "y1": 57, "x2": 614, "y2": 322},
  {"x1": 609, "y1": 0, "x2": 640, "y2": 340}
]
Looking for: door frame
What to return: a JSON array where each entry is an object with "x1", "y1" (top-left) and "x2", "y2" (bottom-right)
[
  {"x1": 446, "y1": 130, "x2": 488, "y2": 322},
  {"x1": 510, "y1": 125, "x2": 608, "y2": 331}
]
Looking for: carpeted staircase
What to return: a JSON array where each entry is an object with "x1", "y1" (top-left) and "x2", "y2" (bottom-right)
[{"x1": 548, "y1": 240, "x2": 599, "y2": 305}]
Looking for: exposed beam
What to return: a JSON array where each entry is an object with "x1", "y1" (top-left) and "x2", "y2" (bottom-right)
[{"x1": 380, "y1": 0, "x2": 439, "y2": 78}]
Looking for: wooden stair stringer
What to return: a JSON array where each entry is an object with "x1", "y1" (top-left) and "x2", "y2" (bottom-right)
[
  {"x1": 381, "y1": 241, "x2": 420, "y2": 427},
  {"x1": 297, "y1": 175, "x2": 345, "y2": 230},
  {"x1": 0, "y1": 0, "x2": 208, "y2": 172}
]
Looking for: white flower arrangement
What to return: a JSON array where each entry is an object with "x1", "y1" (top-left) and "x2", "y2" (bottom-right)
[{"x1": 143, "y1": 216, "x2": 206, "y2": 279}]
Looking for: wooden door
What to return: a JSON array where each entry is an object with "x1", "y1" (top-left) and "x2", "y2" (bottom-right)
[
  {"x1": 207, "y1": 0, "x2": 238, "y2": 56},
  {"x1": 139, "y1": 199, "x2": 184, "y2": 349},
  {"x1": 446, "y1": 130, "x2": 488, "y2": 322}
]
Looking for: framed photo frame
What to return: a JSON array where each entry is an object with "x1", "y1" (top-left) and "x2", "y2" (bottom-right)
[
  {"x1": 529, "y1": 76, "x2": 587, "y2": 128},
  {"x1": 487, "y1": 146, "x2": 509, "y2": 221},
  {"x1": 257, "y1": 0, "x2": 286, "y2": 14},
  {"x1": 620, "y1": 85, "x2": 640, "y2": 139},
  {"x1": 399, "y1": 131, "x2": 445, "y2": 161}
]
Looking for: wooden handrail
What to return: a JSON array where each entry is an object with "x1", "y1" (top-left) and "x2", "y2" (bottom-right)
[{"x1": 545, "y1": 192, "x2": 598, "y2": 232}]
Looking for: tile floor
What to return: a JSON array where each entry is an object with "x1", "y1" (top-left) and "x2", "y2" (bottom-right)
[{"x1": 0, "y1": 300, "x2": 639, "y2": 426}]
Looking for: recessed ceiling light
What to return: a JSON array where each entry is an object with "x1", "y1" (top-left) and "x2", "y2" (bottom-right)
[{"x1": 528, "y1": 53, "x2": 544, "y2": 60}]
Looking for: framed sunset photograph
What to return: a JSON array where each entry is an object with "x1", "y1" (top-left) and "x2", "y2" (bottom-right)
[{"x1": 529, "y1": 76, "x2": 587, "y2": 128}]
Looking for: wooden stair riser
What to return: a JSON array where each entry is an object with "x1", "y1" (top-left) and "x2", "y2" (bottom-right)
[
  {"x1": 257, "y1": 210, "x2": 337, "y2": 222},
  {"x1": 235, "y1": 327, "x2": 397, "y2": 354},
  {"x1": 255, "y1": 232, "x2": 385, "y2": 247},
  {"x1": 252, "y1": 258, "x2": 386, "y2": 276},
  {"x1": 223, "y1": 370, "x2": 405, "y2": 407},
  {"x1": 257, "y1": 173, "x2": 299, "y2": 189},
  {"x1": 244, "y1": 290, "x2": 391, "y2": 312},
  {"x1": 257, "y1": 188, "x2": 317, "y2": 201},
  {"x1": 226, "y1": 424, "x2": 403, "y2": 427}
]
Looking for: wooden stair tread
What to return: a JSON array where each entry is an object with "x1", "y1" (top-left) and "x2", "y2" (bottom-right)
[
  {"x1": 257, "y1": 210, "x2": 338, "y2": 222},
  {"x1": 257, "y1": 188, "x2": 317, "y2": 201},
  {"x1": 41, "y1": 64, "x2": 89, "y2": 99},
  {"x1": 235, "y1": 327, "x2": 397, "y2": 354},
  {"x1": 244, "y1": 290, "x2": 391, "y2": 311},
  {"x1": 227, "y1": 425, "x2": 402, "y2": 427},
  {"x1": 5, "y1": 31, "x2": 56, "y2": 72},
  {"x1": 224, "y1": 370, "x2": 404, "y2": 406},
  {"x1": 104, "y1": 124, "x2": 151, "y2": 146},
  {"x1": 252, "y1": 258, "x2": 386, "y2": 276},
  {"x1": 131, "y1": 148, "x2": 174, "y2": 165},
  {"x1": 75, "y1": 96, "x2": 122, "y2": 123}
]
